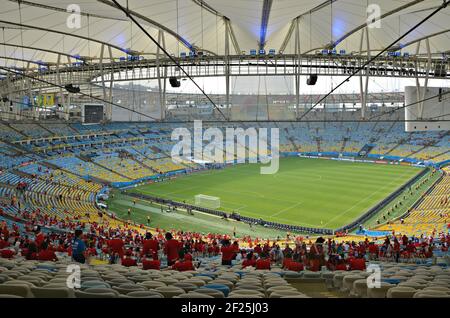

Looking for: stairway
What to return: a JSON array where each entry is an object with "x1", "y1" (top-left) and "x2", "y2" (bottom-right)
[
  {"x1": 6, "y1": 123, "x2": 28, "y2": 139},
  {"x1": 37, "y1": 123, "x2": 56, "y2": 137},
  {"x1": 11, "y1": 169, "x2": 34, "y2": 179},
  {"x1": 125, "y1": 150, "x2": 160, "y2": 174},
  {"x1": 357, "y1": 144, "x2": 376, "y2": 157},
  {"x1": 340, "y1": 138, "x2": 348, "y2": 153},
  {"x1": 78, "y1": 155, "x2": 132, "y2": 181},
  {"x1": 386, "y1": 135, "x2": 411, "y2": 155}
]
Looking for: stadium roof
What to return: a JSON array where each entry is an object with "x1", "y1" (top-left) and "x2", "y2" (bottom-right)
[{"x1": 0, "y1": 0, "x2": 449, "y2": 67}]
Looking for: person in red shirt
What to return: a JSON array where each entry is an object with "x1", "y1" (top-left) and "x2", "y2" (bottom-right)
[
  {"x1": 142, "y1": 253, "x2": 161, "y2": 270},
  {"x1": 254, "y1": 244, "x2": 262, "y2": 255},
  {"x1": 242, "y1": 252, "x2": 256, "y2": 268},
  {"x1": 122, "y1": 249, "x2": 137, "y2": 267},
  {"x1": 349, "y1": 257, "x2": 366, "y2": 271},
  {"x1": 34, "y1": 226, "x2": 45, "y2": 249},
  {"x1": 107, "y1": 236, "x2": 125, "y2": 260},
  {"x1": 335, "y1": 260, "x2": 347, "y2": 271},
  {"x1": 0, "y1": 239, "x2": 9, "y2": 249},
  {"x1": 0, "y1": 249, "x2": 15, "y2": 259},
  {"x1": 282, "y1": 250, "x2": 294, "y2": 269},
  {"x1": 164, "y1": 232, "x2": 180, "y2": 266},
  {"x1": 402, "y1": 235, "x2": 409, "y2": 246},
  {"x1": 37, "y1": 242, "x2": 58, "y2": 262},
  {"x1": 25, "y1": 242, "x2": 38, "y2": 260},
  {"x1": 368, "y1": 243, "x2": 379, "y2": 260},
  {"x1": 221, "y1": 240, "x2": 235, "y2": 266},
  {"x1": 286, "y1": 260, "x2": 304, "y2": 272},
  {"x1": 184, "y1": 252, "x2": 193, "y2": 262},
  {"x1": 232, "y1": 241, "x2": 240, "y2": 255},
  {"x1": 142, "y1": 232, "x2": 159, "y2": 259},
  {"x1": 172, "y1": 250, "x2": 195, "y2": 272},
  {"x1": 393, "y1": 238, "x2": 401, "y2": 263},
  {"x1": 255, "y1": 253, "x2": 271, "y2": 270},
  {"x1": 213, "y1": 243, "x2": 220, "y2": 256}
]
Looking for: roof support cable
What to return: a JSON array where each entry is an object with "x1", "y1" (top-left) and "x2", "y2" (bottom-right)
[
  {"x1": 0, "y1": 65, "x2": 161, "y2": 121},
  {"x1": 108, "y1": 0, "x2": 228, "y2": 121},
  {"x1": 298, "y1": 0, "x2": 450, "y2": 121}
]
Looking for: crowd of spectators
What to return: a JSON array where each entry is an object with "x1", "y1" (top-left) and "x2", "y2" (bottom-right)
[{"x1": 1, "y1": 202, "x2": 449, "y2": 273}]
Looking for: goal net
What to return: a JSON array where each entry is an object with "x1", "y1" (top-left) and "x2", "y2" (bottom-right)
[{"x1": 195, "y1": 194, "x2": 221, "y2": 209}]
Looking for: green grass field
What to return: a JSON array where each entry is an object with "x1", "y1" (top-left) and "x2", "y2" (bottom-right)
[
  {"x1": 107, "y1": 192, "x2": 290, "y2": 239},
  {"x1": 127, "y1": 158, "x2": 422, "y2": 229}
]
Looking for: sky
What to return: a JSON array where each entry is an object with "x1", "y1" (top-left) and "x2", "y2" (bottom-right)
[{"x1": 137, "y1": 75, "x2": 450, "y2": 96}]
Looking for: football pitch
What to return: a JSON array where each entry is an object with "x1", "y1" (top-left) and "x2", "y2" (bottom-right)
[{"x1": 128, "y1": 158, "x2": 422, "y2": 229}]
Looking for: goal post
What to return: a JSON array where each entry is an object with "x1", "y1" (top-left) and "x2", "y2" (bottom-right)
[{"x1": 195, "y1": 194, "x2": 221, "y2": 209}]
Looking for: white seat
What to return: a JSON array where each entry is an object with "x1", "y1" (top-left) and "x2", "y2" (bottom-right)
[
  {"x1": 387, "y1": 286, "x2": 416, "y2": 298},
  {"x1": 367, "y1": 282, "x2": 394, "y2": 298},
  {"x1": 0, "y1": 284, "x2": 33, "y2": 298},
  {"x1": 154, "y1": 286, "x2": 185, "y2": 298},
  {"x1": 31, "y1": 287, "x2": 73, "y2": 298}
]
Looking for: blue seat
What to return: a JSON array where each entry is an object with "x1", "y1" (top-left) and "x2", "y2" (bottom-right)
[
  {"x1": 382, "y1": 278, "x2": 400, "y2": 285},
  {"x1": 201, "y1": 284, "x2": 230, "y2": 297},
  {"x1": 36, "y1": 264, "x2": 57, "y2": 272},
  {"x1": 194, "y1": 273, "x2": 216, "y2": 279},
  {"x1": 80, "y1": 281, "x2": 111, "y2": 290},
  {"x1": 234, "y1": 271, "x2": 245, "y2": 278}
]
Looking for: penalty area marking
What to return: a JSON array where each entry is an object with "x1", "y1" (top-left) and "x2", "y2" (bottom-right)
[{"x1": 270, "y1": 201, "x2": 304, "y2": 218}]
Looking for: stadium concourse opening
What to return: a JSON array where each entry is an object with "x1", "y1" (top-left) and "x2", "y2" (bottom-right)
[{"x1": 0, "y1": 0, "x2": 450, "y2": 307}]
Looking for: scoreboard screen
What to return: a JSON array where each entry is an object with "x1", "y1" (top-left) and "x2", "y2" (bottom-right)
[{"x1": 82, "y1": 104, "x2": 104, "y2": 124}]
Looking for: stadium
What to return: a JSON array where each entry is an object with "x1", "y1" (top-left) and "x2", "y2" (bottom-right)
[{"x1": 0, "y1": 0, "x2": 449, "y2": 302}]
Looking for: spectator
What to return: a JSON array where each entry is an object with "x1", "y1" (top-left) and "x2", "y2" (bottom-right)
[
  {"x1": 142, "y1": 252, "x2": 161, "y2": 270},
  {"x1": 255, "y1": 252, "x2": 271, "y2": 270},
  {"x1": 220, "y1": 239, "x2": 235, "y2": 266},
  {"x1": 172, "y1": 250, "x2": 195, "y2": 271},
  {"x1": 242, "y1": 252, "x2": 256, "y2": 268},
  {"x1": 72, "y1": 229, "x2": 86, "y2": 264},
  {"x1": 38, "y1": 241, "x2": 58, "y2": 262},
  {"x1": 142, "y1": 232, "x2": 159, "y2": 259},
  {"x1": 164, "y1": 232, "x2": 180, "y2": 266},
  {"x1": 121, "y1": 249, "x2": 137, "y2": 267}
]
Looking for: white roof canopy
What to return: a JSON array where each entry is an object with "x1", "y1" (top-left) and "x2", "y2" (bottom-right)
[{"x1": 0, "y1": 0, "x2": 449, "y2": 68}]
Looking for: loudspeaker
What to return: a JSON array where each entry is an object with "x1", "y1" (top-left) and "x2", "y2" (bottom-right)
[
  {"x1": 64, "y1": 84, "x2": 80, "y2": 94},
  {"x1": 169, "y1": 77, "x2": 181, "y2": 88},
  {"x1": 307, "y1": 74, "x2": 318, "y2": 85}
]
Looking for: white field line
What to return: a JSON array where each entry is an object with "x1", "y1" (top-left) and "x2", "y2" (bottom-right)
[
  {"x1": 323, "y1": 170, "x2": 413, "y2": 227},
  {"x1": 270, "y1": 201, "x2": 304, "y2": 217}
]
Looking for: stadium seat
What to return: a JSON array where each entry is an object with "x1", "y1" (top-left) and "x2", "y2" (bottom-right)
[
  {"x1": 84, "y1": 288, "x2": 120, "y2": 297},
  {"x1": 75, "y1": 290, "x2": 117, "y2": 298},
  {"x1": 367, "y1": 282, "x2": 394, "y2": 298},
  {"x1": 387, "y1": 286, "x2": 417, "y2": 298},
  {"x1": 0, "y1": 294, "x2": 24, "y2": 298},
  {"x1": 413, "y1": 290, "x2": 450, "y2": 298},
  {"x1": 342, "y1": 275, "x2": 365, "y2": 294},
  {"x1": 30, "y1": 287, "x2": 73, "y2": 298},
  {"x1": 201, "y1": 284, "x2": 230, "y2": 297},
  {"x1": 176, "y1": 292, "x2": 214, "y2": 298},
  {"x1": 0, "y1": 284, "x2": 33, "y2": 297},
  {"x1": 113, "y1": 284, "x2": 147, "y2": 294},
  {"x1": 193, "y1": 288, "x2": 225, "y2": 298},
  {"x1": 173, "y1": 282, "x2": 198, "y2": 292},
  {"x1": 126, "y1": 290, "x2": 164, "y2": 298},
  {"x1": 352, "y1": 279, "x2": 369, "y2": 298},
  {"x1": 228, "y1": 289, "x2": 265, "y2": 298},
  {"x1": 269, "y1": 290, "x2": 307, "y2": 298},
  {"x1": 154, "y1": 286, "x2": 185, "y2": 298}
]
